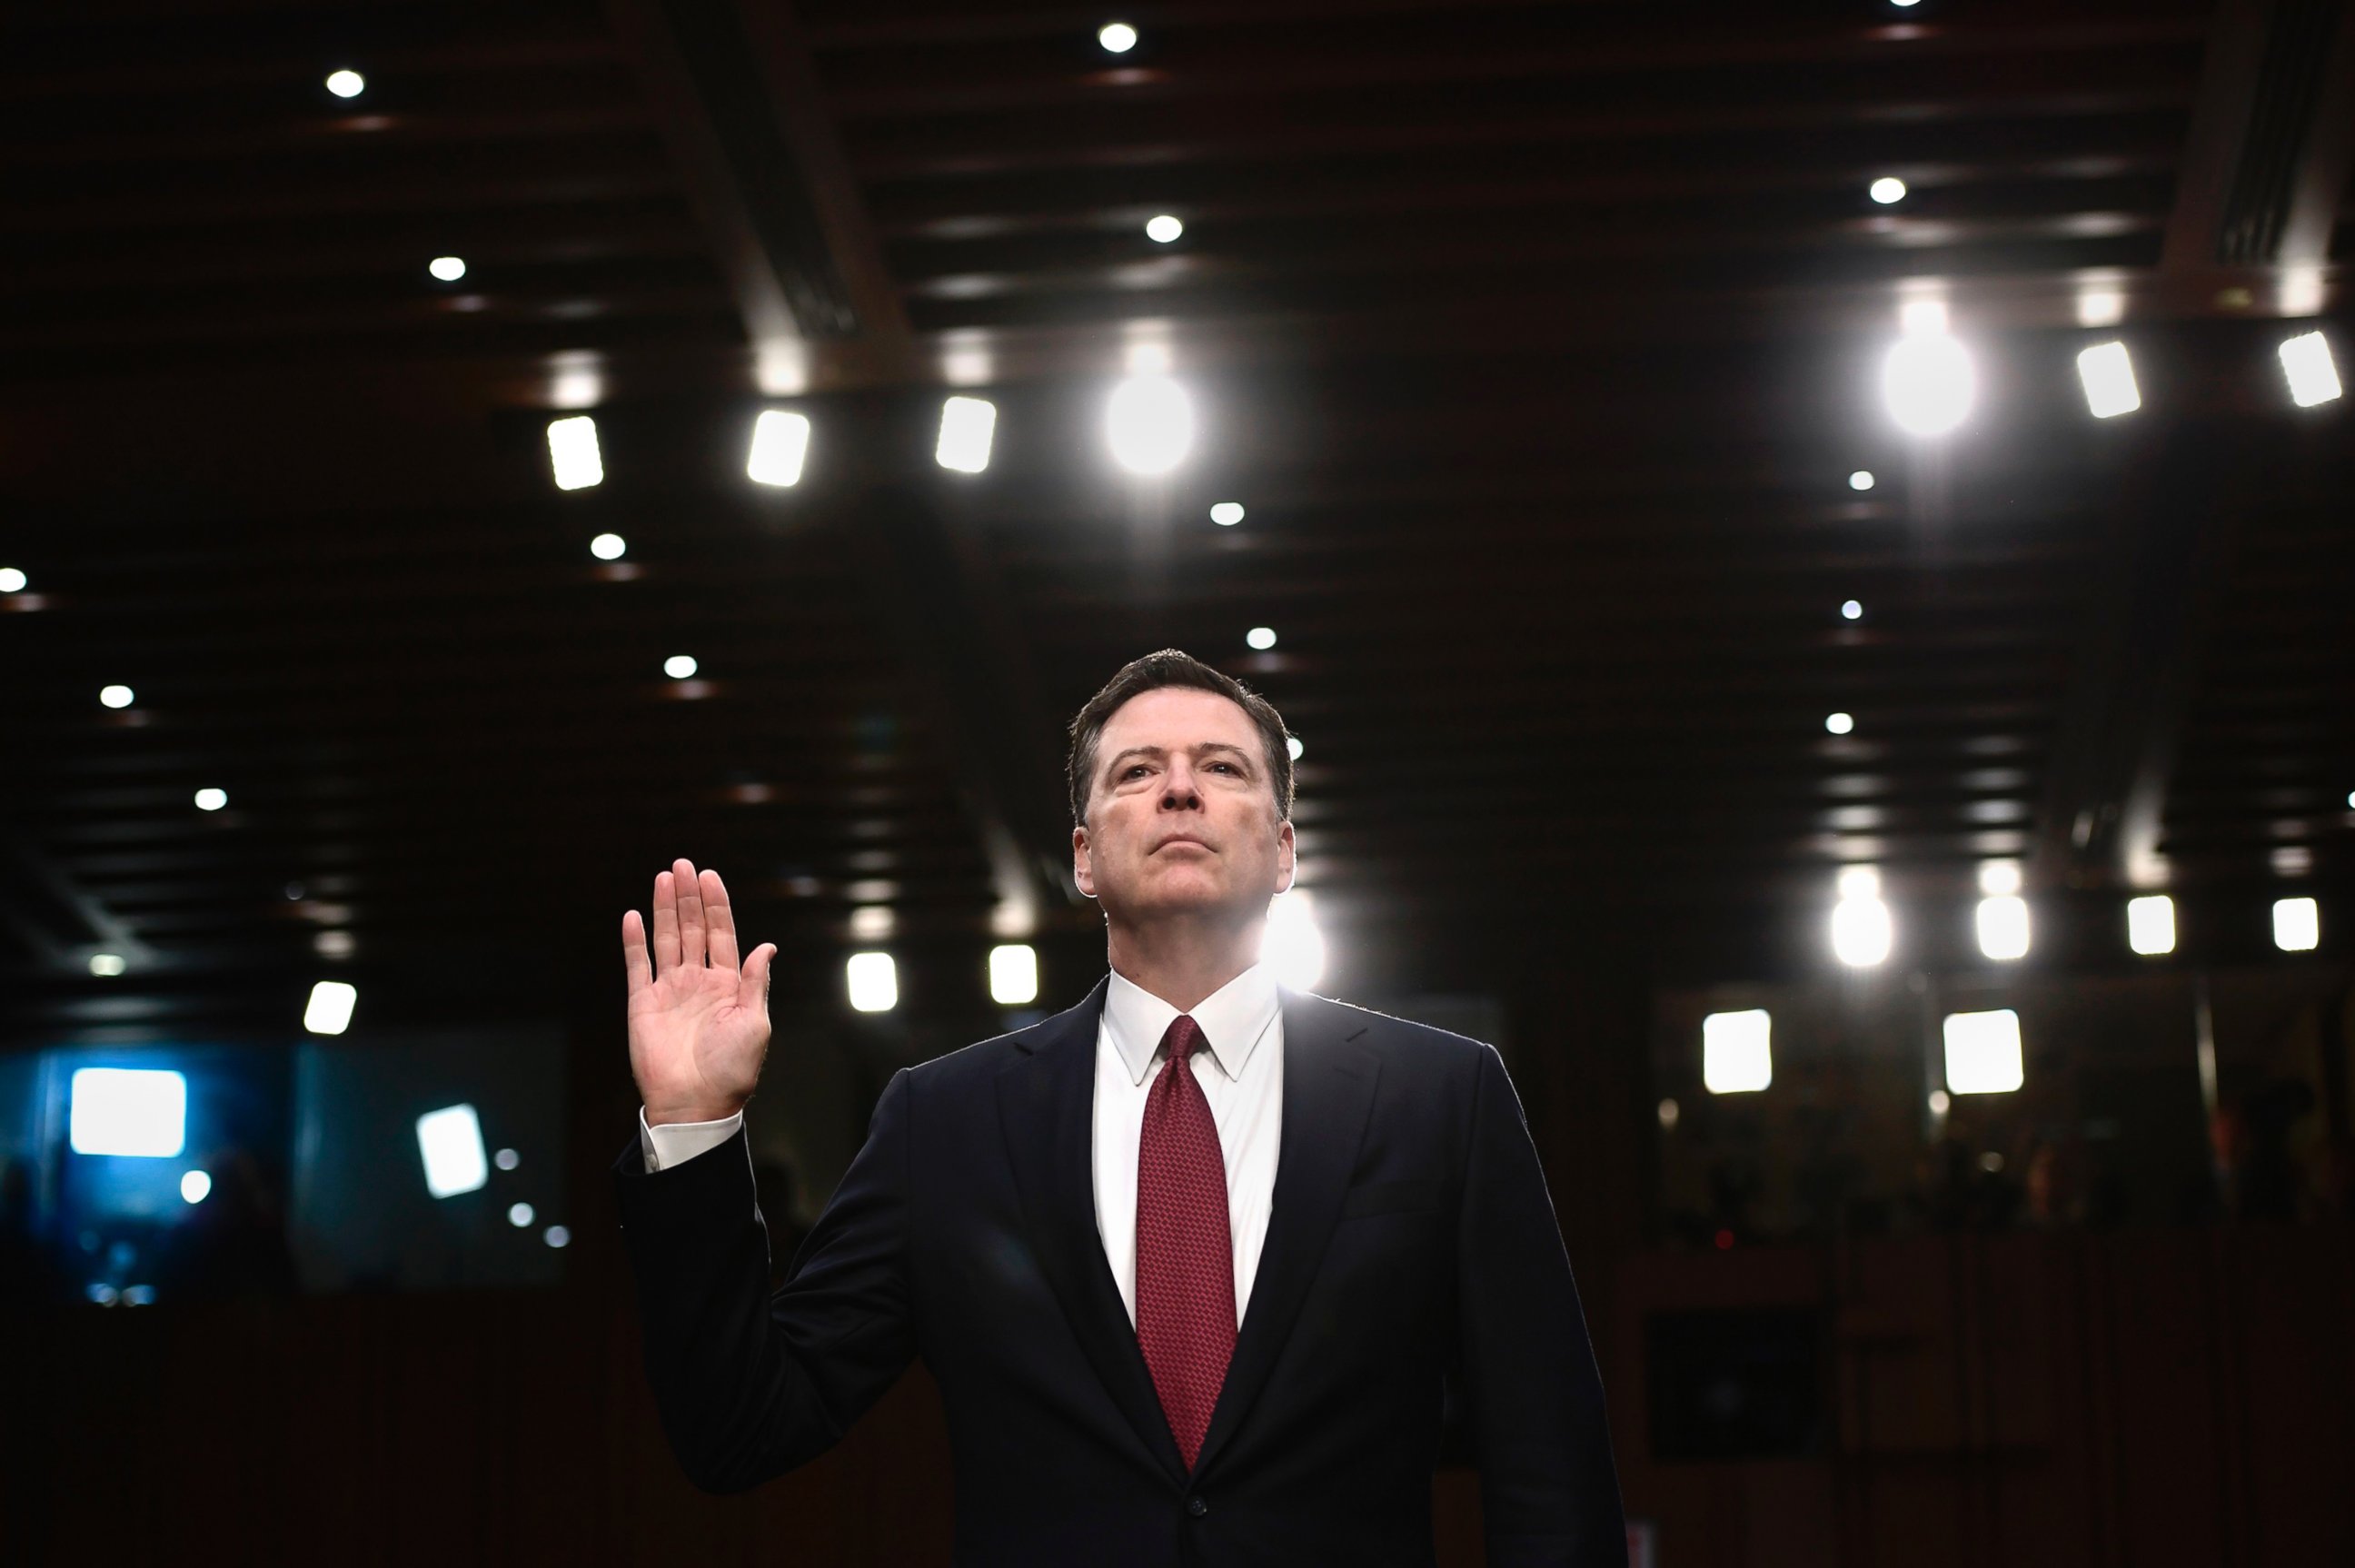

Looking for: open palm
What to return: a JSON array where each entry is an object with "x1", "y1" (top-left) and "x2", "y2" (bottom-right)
[{"x1": 623, "y1": 858, "x2": 778, "y2": 1124}]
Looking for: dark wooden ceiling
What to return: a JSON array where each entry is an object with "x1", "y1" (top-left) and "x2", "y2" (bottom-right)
[{"x1": 3, "y1": 0, "x2": 2350, "y2": 1037}]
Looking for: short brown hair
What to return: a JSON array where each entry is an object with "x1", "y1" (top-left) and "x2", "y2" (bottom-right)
[{"x1": 1067, "y1": 649, "x2": 1295, "y2": 827}]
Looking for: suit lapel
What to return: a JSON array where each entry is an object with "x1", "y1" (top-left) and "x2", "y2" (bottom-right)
[
  {"x1": 996, "y1": 979, "x2": 1189, "y2": 1486},
  {"x1": 1191, "y1": 991, "x2": 1379, "y2": 1481}
]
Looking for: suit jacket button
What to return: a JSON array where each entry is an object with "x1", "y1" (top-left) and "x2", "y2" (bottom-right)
[{"x1": 1187, "y1": 1497, "x2": 1207, "y2": 1518}]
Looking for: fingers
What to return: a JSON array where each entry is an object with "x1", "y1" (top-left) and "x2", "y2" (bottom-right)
[
  {"x1": 673, "y1": 858, "x2": 707, "y2": 968},
  {"x1": 622, "y1": 909, "x2": 654, "y2": 996},
  {"x1": 650, "y1": 868, "x2": 681, "y2": 974},
  {"x1": 701, "y1": 868, "x2": 740, "y2": 972},
  {"x1": 737, "y1": 943, "x2": 776, "y2": 1017}
]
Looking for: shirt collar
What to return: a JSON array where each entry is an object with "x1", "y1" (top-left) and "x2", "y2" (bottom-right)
[{"x1": 1103, "y1": 963, "x2": 1281, "y2": 1087}]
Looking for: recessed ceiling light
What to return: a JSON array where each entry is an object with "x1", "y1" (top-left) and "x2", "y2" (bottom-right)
[
  {"x1": 663, "y1": 655, "x2": 698, "y2": 680},
  {"x1": 590, "y1": 532, "x2": 626, "y2": 561},
  {"x1": 508, "y1": 1202, "x2": 535, "y2": 1228},
  {"x1": 303, "y1": 979, "x2": 359, "y2": 1036},
  {"x1": 935, "y1": 395, "x2": 997, "y2": 473},
  {"x1": 1098, "y1": 21, "x2": 1138, "y2": 53},
  {"x1": 325, "y1": 69, "x2": 365, "y2": 99},
  {"x1": 1848, "y1": 470, "x2": 1875, "y2": 491},
  {"x1": 1825, "y1": 711, "x2": 1855, "y2": 735},
  {"x1": 1209, "y1": 501, "x2": 1245, "y2": 526},
  {"x1": 1145, "y1": 214, "x2": 1184, "y2": 243},
  {"x1": 1286, "y1": 735, "x2": 1304, "y2": 761},
  {"x1": 100, "y1": 684, "x2": 134, "y2": 710},
  {"x1": 89, "y1": 953, "x2": 128, "y2": 978},
  {"x1": 0, "y1": 568, "x2": 25, "y2": 592},
  {"x1": 428, "y1": 256, "x2": 466, "y2": 283},
  {"x1": 546, "y1": 416, "x2": 603, "y2": 491},
  {"x1": 747, "y1": 409, "x2": 811, "y2": 486},
  {"x1": 2278, "y1": 331, "x2": 2342, "y2": 407},
  {"x1": 1106, "y1": 376, "x2": 1193, "y2": 473},
  {"x1": 1869, "y1": 176, "x2": 1908, "y2": 205},
  {"x1": 194, "y1": 788, "x2": 228, "y2": 812},
  {"x1": 1246, "y1": 626, "x2": 1277, "y2": 650},
  {"x1": 2076, "y1": 340, "x2": 2141, "y2": 418},
  {"x1": 1883, "y1": 332, "x2": 1976, "y2": 435},
  {"x1": 1841, "y1": 600, "x2": 1863, "y2": 620}
]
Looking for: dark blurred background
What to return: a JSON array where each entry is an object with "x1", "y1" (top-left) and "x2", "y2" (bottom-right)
[{"x1": 3, "y1": 2, "x2": 2351, "y2": 1564}]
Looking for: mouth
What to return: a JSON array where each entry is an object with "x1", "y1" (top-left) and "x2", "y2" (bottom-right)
[{"x1": 1153, "y1": 835, "x2": 1214, "y2": 853}]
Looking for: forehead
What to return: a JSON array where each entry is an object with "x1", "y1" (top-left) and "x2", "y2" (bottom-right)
[{"x1": 1095, "y1": 686, "x2": 1259, "y2": 758}]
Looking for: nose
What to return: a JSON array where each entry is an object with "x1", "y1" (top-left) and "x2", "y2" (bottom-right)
[{"x1": 1159, "y1": 757, "x2": 1203, "y2": 811}]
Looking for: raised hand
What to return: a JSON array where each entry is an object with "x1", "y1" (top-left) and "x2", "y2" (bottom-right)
[{"x1": 623, "y1": 859, "x2": 778, "y2": 1126}]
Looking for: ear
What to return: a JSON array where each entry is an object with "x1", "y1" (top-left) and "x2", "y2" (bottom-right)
[
  {"x1": 1274, "y1": 818, "x2": 1296, "y2": 895},
  {"x1": 1072, "y1": 823, "x2": 1097, "y2": 899}
]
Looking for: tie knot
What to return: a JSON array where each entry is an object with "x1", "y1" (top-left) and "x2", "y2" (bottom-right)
[{"x1": 1160, "y1": 1013, "x2": 1206, "y2": 1065}]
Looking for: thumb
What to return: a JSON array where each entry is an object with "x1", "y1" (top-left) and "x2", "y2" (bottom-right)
[{"x1": 738, "y1": 943, "x2": 776, "y2": 1017}]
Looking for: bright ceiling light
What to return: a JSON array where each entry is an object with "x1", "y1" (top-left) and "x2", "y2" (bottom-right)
[
  {"x1": 508, "y1": 1202, "x2": 535, "y2": 1227},
  {"x1": 2278, "y1": 331, "x2": 2342, "y2": 407},
  {"x1": 1286, "y1": 735, "x2": 1304, "y2": 761},
  {"x1": 1261, "y1": 888, "x2": 1327, "y2": 989},
  {"x1": 748, "y1": 409, "x2": 811, "y2": 486},
  {"x1": 180, "y1": 1169, "x2": 213, "y2": 1204},
  {"x1": 494, "y1": 1147, "x2": 521, "y2": 1170},
  {"x1": 0, "y1": 568, "x2": 25, "y2": 592},
  {"x1": 1098, "y1": 21, "x2": 1138, "y2": 52},
  {"x1": 1883, "y1": 331, "x2": 1975, "y2": 435},
  {"x1": 1209, "y1": 501, "x2": 1245, "y2": 526},
  {"x1": 849, "y1": 905, "x2": 896, "y2": 942},
  {"x1": 662, "y1": 655, "x2": 697, "y2": 680},
  {"x1": 100, "y1": 684, "x2": 134, "y2": 709},
  {"x1": 1977, "y1": 896, "x2": 2031, "y2": 960},
  {"x1": 1841, "y1": 600, "x2": 1863, "y2": 620},
  {"x1": 590, "y1": 532, "x2": 626, "y2": 561},
  {"x1": 89, "y1": 952, "x2": 127, "y2": 977},
  {"x1": 1824, "y1": 711, "x2": 1854, "y2": 735},
  {"x1": 69, "y1": 1068, "x2": 188, "y2": 1157},
  {"x1": 1869, "y1": 176, "x2": 1908, "y2": 204},
  {"x1": 546, "y1": 415, "x2": 602, "y2": 491},
  {"x1": 1848, "y1": 470, "x2": 1875, "y2": 491},
  {"x1": 1977, "y1": 860, "x2": 2022, "y2": 896},
  {"x1": 1702, "y1": 1009, "x2": 1773, "y2": 1095},
  {"x1": 194, "y1": 788, "x2": 228, "y2": 812},
  {"x1": 428, "y1": 256, "x2": 466, "y2": 283},
  {"x1": 989, "y1": 943, "x2": 1038, "y2": 1006},
  {"x1": 1106, "y1": 375, "x2": 1194, "y2": 473},
  {"x1": 936, "y1": 395, "x2": 997, "y2": 472},
  {"x1": 2076, "y1": 340, "x2": 2141, "y2": 418},
  {"x1": 1246, "y1": 626, "x2": 1277, "y2": 650},
  {"x1": 415, "y1": 1104, "x2": 488, "y2": 1197},
  {"x1": 1831, "y1": 868, "x2": 1892, "y2": 967},
  {"x1": 847, "y1": 951, "x2": 899, "y2": 1012},
  {"x1": 2127, "y1": 894, "x2": 2175, "y2": 956},
  {"x1": 2272, "y1": 896, "x2": 2320, "y2": 952},
  {"x1": 1145, "y1": 214, "x2": 1184, "y2": 243},
  {"x1": 304, "y1": 979, "x2": 358, "y2": 1036},
  {"x1": 544, "y1": 1225, "x2": 571, "y2": 1248},
  {"x1": 325, "y1": 69, "x2": 365, "y2": 98},
  {"x1": 1943, "y1": 1009, "x2": 2024, "y2": 1094}
]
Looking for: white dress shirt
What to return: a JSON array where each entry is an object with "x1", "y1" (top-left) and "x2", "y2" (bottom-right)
[{"x1": 638, "y1": 964, "x2": 1287, "y2": 1329}]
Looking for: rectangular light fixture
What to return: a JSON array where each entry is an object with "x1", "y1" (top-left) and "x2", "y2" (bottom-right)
[
  {"x1": 748, "y1": 410, "x2": 811, "y2": 487},
  {"x1": 936, "y1": 396, "x2": 997, "y2": 473},
  {"x1": 303, "y1": 979, "x2": 357, "y2": 1035},
  {"x1": 2126, "y1": 895, "x2": 2176, "y2": 956},
  {"x1": 847, "y1": 950, "x2": 898, "y2": 1013},
  {"x1": 2278, "y1": 332, "x2": 2342, "y2": 407},
  {"x1": 68, "y1": 1067, "x2": 187, "y2": 1157},
  {"x1": 989, "y1": 942, "x2": 1038, "y2": 1006},
  {"x1": 546, "y1": 415, "x2": 603, "y2": 491},
  {"x1": 2272, "y1": 896, "x2": 2320, "y2": 952},
  {"x1": 1943, "y1": 1009, "x2": 2024, "y2": 1095},
  {"x1": 1702, "y1": 1009, "x2": 1772, "y2": 1094},
  {"x1": 415, "y1": 1103, "x2": 489, "y2": 1197},
  {"x1": 1975, "y1": 896, "x2": 2031, "y2": 960},
  {"x1": 2075, "y1": 340, "x2": 2141, "y2": 418}
]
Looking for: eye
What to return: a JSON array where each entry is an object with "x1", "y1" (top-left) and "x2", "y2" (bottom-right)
[{"x1": 1121, "y1": 764, "x2": 1151, "y2": 780}]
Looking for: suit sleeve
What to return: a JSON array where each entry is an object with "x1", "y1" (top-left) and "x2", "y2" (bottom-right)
[
  {"x1": 1457, "y1": 1044, "x2": 1628, "y2": 1567},
  {"x1": 611, "y1": 1068, "x2": 918, "y2": 1494}
]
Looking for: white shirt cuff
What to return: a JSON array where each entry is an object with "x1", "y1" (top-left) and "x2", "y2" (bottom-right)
[{"x1": 639, "y1": 1107, "x2": 744, "y2": 1174}]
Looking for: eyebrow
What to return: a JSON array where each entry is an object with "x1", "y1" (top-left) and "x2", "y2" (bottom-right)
[{"x1": 1101, "y1": 741, "x2": 1256, "y2": 776}]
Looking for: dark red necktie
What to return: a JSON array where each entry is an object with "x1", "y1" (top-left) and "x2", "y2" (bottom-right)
[{"x1": 1134, "y1": 1013, "x2": 1237, "y2": 1471}]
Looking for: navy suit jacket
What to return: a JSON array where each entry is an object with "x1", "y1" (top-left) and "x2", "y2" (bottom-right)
[{"x1": 611, "y1": 981, "x2": 1625, "y2": 1566}]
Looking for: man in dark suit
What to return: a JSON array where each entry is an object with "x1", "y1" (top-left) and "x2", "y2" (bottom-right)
[{"x1": 612, "y1": 650, "x2": 1625, "y2": 1565}]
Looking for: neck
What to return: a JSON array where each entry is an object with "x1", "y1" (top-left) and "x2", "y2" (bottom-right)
[{"x1": 1105, "y1": 912, "x2": 1265, "y2": 1013}]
